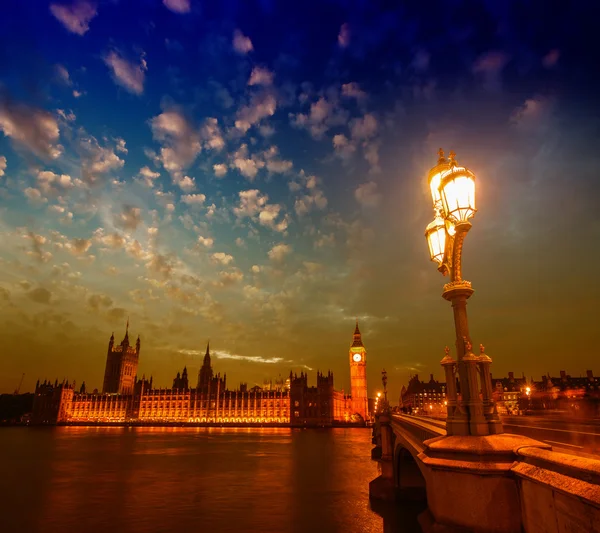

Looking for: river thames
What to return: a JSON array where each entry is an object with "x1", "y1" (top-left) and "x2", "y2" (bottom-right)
[{"x1": 0, "y1": 426, "x2": 423, "y2": 533}]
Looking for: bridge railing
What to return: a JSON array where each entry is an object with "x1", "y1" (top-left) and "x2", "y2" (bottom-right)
[{"x1": 390, "y1": 414, "x2": 446, "y2": 451}]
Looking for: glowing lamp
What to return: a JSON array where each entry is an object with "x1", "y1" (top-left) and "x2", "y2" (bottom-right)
[
  {"x1": 377, "y1": 392, "x2": 381, "y2": 397},
  {"x1": 439, "y1": 159, "x2": 476, "y2": 225},
  {"x1": 425, "y1": 216, "x2": 446, "y2": 265},
  {"x1": 427, "y1": 148, "x2": 450, "y2": 208}
]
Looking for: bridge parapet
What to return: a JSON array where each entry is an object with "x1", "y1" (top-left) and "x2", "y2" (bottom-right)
[{"x1": 513, "y1": 447, "x2": 600, "y2": 533}]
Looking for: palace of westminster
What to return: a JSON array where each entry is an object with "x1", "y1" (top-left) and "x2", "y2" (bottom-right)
[{"x1": 32, "y1": 322, "x2": 371, "y2": 426}]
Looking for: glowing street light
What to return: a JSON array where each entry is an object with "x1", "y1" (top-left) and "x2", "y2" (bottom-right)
[{"x1": 425, "y1": 150, "x2": 502, "y2": 437}]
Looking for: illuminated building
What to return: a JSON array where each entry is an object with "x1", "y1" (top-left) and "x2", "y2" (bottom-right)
[
  {"x1": 400, "y1": 374, "x2": 447, "y2": 415},
  {"x1": 349, "y1": 320, "x2": 368, "y2": 422},
  {"x1": 32, "y1": 322, "x2": 370, "y2": 426}
]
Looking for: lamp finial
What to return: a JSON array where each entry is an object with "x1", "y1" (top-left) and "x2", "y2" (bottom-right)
[
  {"x1": 437, "y1": 148, "x2": 445, "y2": 163},
  {"x1": 449, "y1": 150, "x2": 456, "y2": 164},
  {"x1": 480, "y1": 343, "x2": 485, "y2": 354}
]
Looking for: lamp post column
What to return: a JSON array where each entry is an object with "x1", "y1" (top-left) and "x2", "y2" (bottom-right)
[{"x1": 441, "y1": 347, "x2": 457, "y2": 435}]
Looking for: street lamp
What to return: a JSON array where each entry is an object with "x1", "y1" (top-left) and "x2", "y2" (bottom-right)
[
  {"x1": 424, "y1": 150, "x2": 502, "y2": 437},
  {"x1": 381, "y1": 369, "x2": 388, "y2": 412}
]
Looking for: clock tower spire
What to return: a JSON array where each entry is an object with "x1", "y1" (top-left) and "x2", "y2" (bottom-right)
[{"x1": 349, "y1": 320, "x2": 368, "y2": 422}]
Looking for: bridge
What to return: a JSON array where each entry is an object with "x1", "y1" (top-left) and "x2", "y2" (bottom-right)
[{"x1": 370, "y1": 412, "x2": 600, "y2": 532}]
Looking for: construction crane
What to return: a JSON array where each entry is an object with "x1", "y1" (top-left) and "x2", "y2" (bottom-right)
[{"x1": 14, "y1": 373, "x2": 25, "y2": 395}]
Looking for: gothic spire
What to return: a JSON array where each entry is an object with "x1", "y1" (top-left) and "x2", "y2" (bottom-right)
[
  {"x1": 352, "y1": 319, "x2": 364, "y2": 347},
  {"x1": 203, "y1": 341, "x2": 211, "y2": 366},
  {"x1": 123, "y1": 317, "x2": 130, "y2": 343}
]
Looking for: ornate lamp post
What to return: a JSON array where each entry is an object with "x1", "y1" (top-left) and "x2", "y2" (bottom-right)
[
  {"x1": 381, "y1": 369, "x2": 388, "y2": 412},
  {"x1": 424, "y1": 149, "x2": 502, "y2": 436}
]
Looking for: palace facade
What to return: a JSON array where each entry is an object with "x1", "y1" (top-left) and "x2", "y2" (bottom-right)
[{"x1": 32, "y1": 322, "x2": 371, "y2": 426}]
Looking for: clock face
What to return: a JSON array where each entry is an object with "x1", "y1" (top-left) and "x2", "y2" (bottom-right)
[{"x1": 353, "y1": 353, "x2": 362, "y2": 362}]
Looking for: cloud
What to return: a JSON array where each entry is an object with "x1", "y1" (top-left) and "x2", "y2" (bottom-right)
[
  {"x1": 163, "y1": 0, "x2": 190, "y2": 13},
  {"x1": 231, "y1": 144, "x2": 265, "y2": 180},
  {"x1": 78, "y1": 134, "x2": 125, "y2": 184},
  {"x1": 36, "y1": 170, "x2": 78, "y2": 195},
  {"x1": 211, "y1": 252, "x2": 234, "y2": 265},
  {"x1": 248, "y1": 67, "x2": 274, "y2": 87},
  {"x1": 55, "y1": 64, "x2": 72, "y2": 86},
  {"x1": 0, "y1": 156, "x2": 6, "y2": 176},
  {"x1": 65, "y1": 237, "x2": 92, "y2": 256},
  {"x1": 355, "y1": 181, "x2": 381, "y2": 207},
  {"x1": 93, "y1": 229, "x2": 125, "y2": 249},
  {"x1": 181, "y1": 193, "x2": 206, "y2": 206},
  {"x1": 104, "y1": 50, "x2": 147, "y2": 95},
  {"x1": 50, "y1": 1, "x2": 97, "y2": 36},
  {"x1": 213, "y1": 163, "x2": 227, "y2": 177},
  {"x1": 26, "y1": 232, "x2": 53, "y2": 263},
  {"x1": 268, "y1": 243, "x2": 292, "y2": 262},
  {"x1": 232, "y1": 189, "x2": 287, "y2": 232},
  {"x1": 218, "y1": 269, "x2": 244, "y2": 286},
  {"x1": 510, "y1": 96, "x2": 554, "y2": 133},
  {"x1": 350, "y1": 113, "x2": 378, "y2": 140},
  {"x1": 472, "y1": 51, "x2": 510, "y2": 92},
  {"x1": 115, "y1": 205, "x2": 143, "y2": 231},
  {"x1": 176, "y1": 175, "x2": 195, "y2": 191},
  {"x1": 201, "y1": 118, "x2": 225, "y2": 151},
  {"x1": 332, "y1": 134, "x2": 356, "y2": 159},
  {"x1": 338, "y1": 23, "x2": 350, "y2": 48},
  {"x1": 341, "y1": 82, "x2": 367, "y2": 101},
  {"x1": 88, "y1": 293, "x2": 113, "y2": 310},
  {"x1": 147, "y1": 252, "x2": 175, "y2": 279},
  {"x1": 290, "y1": 96, "x2": 348, "y2": 139},
  {"x1": 235, "y1": 93, "x2": 277, "y2": 133},
  {"x1": 263, "y1": 146, "x2": 292, "y2": 174},
  {"x1": 24, "y1": 187, "x2": 47, "y2": 205},
  {"x1": 150, "y1": 110, "x2": 222, "y2": 180},
  {"x1": 197, "y1": 236, "x2": 214, "y2": 248},
  {"x1": 291, "y1": 171, "x2": 327, "y2": 216},
  {"x1": 27, "y1": 287, "x2": 52, "y2": 304},
  {"x1": 0, "y1": 97, "x2": 62, "y2": 159},
  {"x1": 233, "y1": 30, "x2": 253, "y2": 54},
  {"x1": 137, "y1": 166, "x2": 160, "y2": 187}
]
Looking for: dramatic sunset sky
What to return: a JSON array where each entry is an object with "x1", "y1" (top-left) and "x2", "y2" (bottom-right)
[{"x1": 0, "y1": 0, "x2": 599, "y2": 400}]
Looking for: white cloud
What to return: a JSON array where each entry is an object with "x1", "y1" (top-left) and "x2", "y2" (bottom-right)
[
  {"x1": 233, "y1": 189, "x2": 267, "y2": 218},
  {"x1": 104, "y1": 50, "x2": 147, "y2": 95},
  {"x1": 233, "y1": 30, "x2": 253, "y2": 54},
  {"x1": 65, "y1": 237, "x2": 92, "y2": 256},
  {"x1": 137, "y1": 166, "x2": 160, "y2": 187},
  {"x1": 0, "y1": 156, "x2": 6, "y2": 177},
  {"x1": 292, "y1": 172, "x2": 327, "y2": 216},
  {"x1": 355, "y1": 181, "x2": 381, "y2": 207},
  {"x1": 202, "y1": 118, "x2": 225, "y2": 151},
  {"x1": 472, "y1": 51, "x2": 510, "y2": 92},
  {"x1": 268, "y1": 243, "x2": 292, "y2": 262},
  {"x1": 332, "y1": 134, "x2": 356, "y2": 159},
  {"x1": 0, "y1": 99, "x2": 62, "y2": 159},
  {"x1": 338, "y1": 23, "x2": 350, "y2": 48},
  {"x1": 115, "y1": 138, "x2": 127, "y2": 153},
  {"x1": 24, "y1": 187, "x2": 47, "y2": 205},
  {"x1": 290, "y1": 96, "x2": 348, "y2": 139},
  {"x1": 235, "y1": 93, "x2": 277, "y2": 133},
  {"x1": 211, "y1": 252, "x2": 234, "y2": 265},
  {"x1": 78, "y1": 134, "x2": 125, "y2": 184},
  {"x1": 50, "y1": 1, "x2": 97, "y2": 35},
  {"x1": 176, "y1": 175, "x2": 195, "y2": 191},
  {"x1": 197, "y1": 236, "x2": 214, "y2": 248},
  {"x1": 263, "y1": 146, "x2": 292, "y2": 174},
  {"x1": 36, "y1": 170, "x2": 77, "y2": 194},
  {"x1": 248, "y1": 66, "x2": 274, "y2": 87},
  {"x1": 213, "y1": 163, "x2": 227, "y2": 178},
  {"x1": 231, "y1": 144, "x2": 265, "y2": 180},
  {"x1": 251, "y1": 265, "x2": 261, "y2": 273},
  {"x1": 181, "y1": 193, "x2": 206, "y2": 206},
  {"x1": 163, "y1": 0, "x2": 190, "y2": 13}
]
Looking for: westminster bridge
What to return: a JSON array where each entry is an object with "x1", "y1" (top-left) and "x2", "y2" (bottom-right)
[{"x1": 370, "y1": 413, "x2": 600, "y2": 533}]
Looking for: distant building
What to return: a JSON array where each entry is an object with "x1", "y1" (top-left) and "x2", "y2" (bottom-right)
[
  {"x1": 492, "y1": 372, "x2": 527, "y2": 414},
  {"x1": 32, "y1": 322, "x2": 370, "y2": 426},
  {"x1": 400, "y1": 374, "x2": 447, "y2": 415}
]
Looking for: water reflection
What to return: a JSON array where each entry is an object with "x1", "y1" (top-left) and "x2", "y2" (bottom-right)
[{"x1": 0, "y1": 427, "x2": 423, "y2": 533}]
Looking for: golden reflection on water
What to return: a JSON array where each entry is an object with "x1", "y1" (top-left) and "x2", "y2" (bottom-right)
[{"x1": 0, "y1": 427, "x2": 422, "y2": 533}]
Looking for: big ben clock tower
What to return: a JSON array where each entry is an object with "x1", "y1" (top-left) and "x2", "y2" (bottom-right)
[{"x1": 349, "y1": 320, "x2": 368, "y2": 422}]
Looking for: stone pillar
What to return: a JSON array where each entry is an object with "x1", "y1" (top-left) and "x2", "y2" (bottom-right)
[
  {"x1": 441, "y1": 347, "x2": 457, "y2": 436},
  {"x1": 478, "y1": 345, "x2": 503, "y2": 434},
  {"x1": 369, "y1": 412, "x2": 396, "y2": 501}
]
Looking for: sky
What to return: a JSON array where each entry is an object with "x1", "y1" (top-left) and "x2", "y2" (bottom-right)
[{"x1": 0, "y1": 0, "x2": 599, "y2": 401}]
